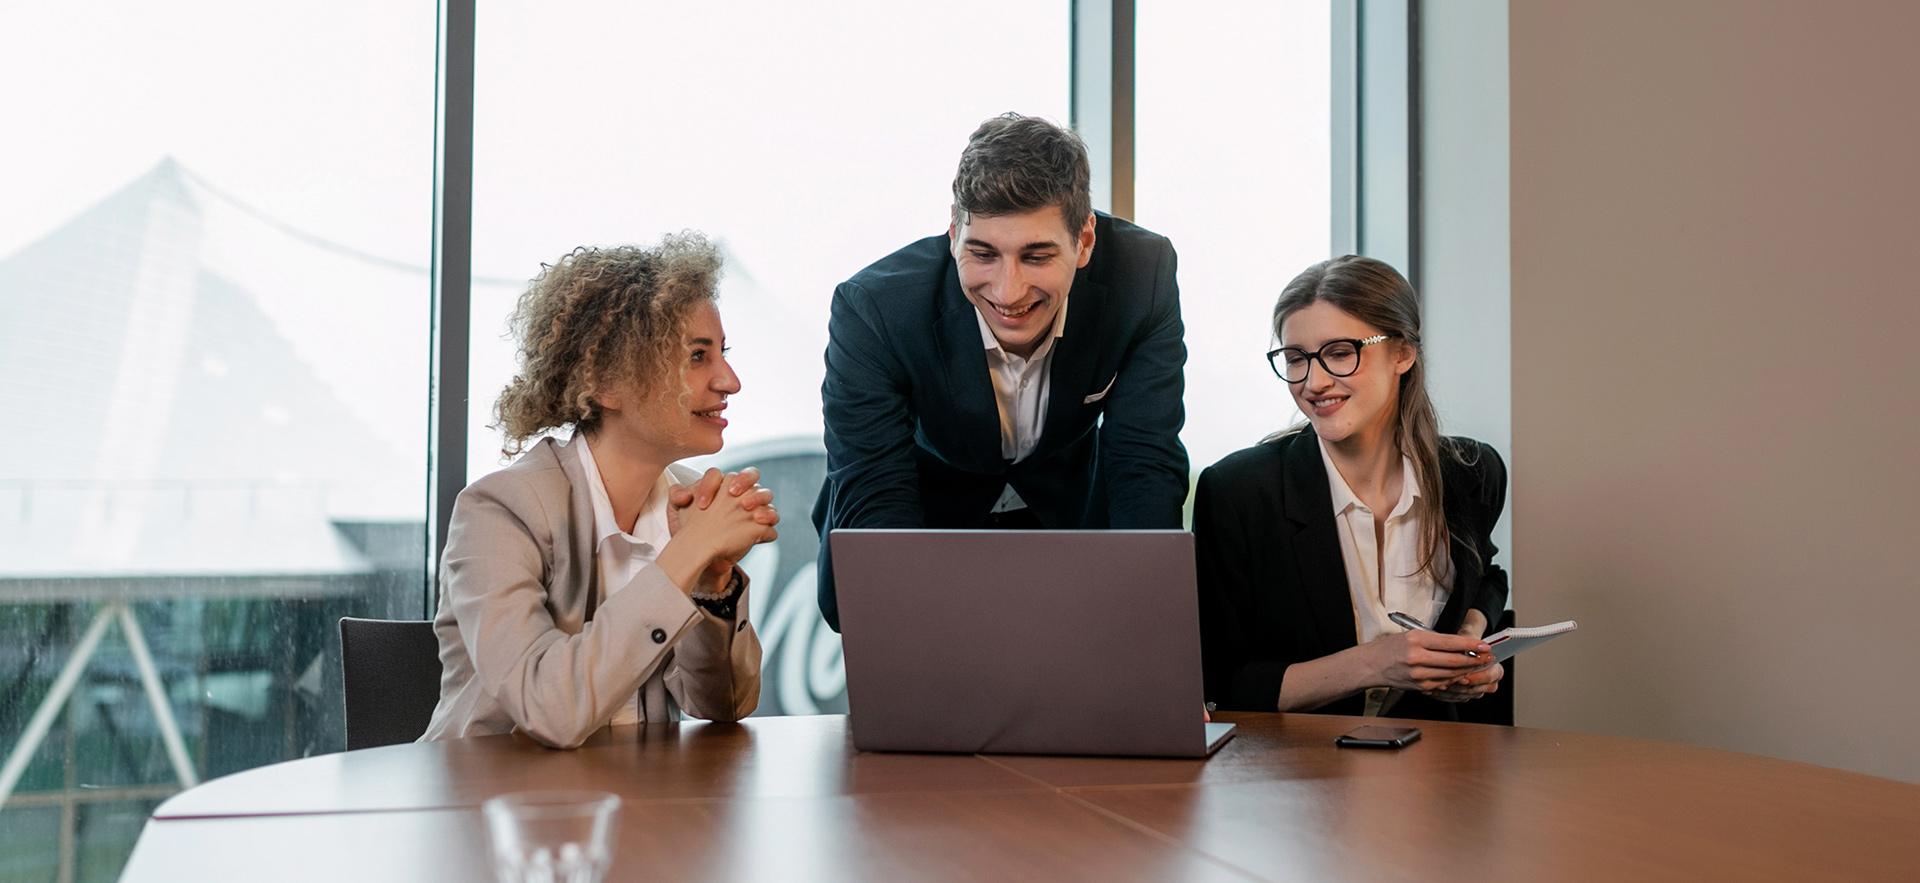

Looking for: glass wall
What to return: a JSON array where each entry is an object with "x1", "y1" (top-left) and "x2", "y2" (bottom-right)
[
  {"x1": 466, "y1": 1, "x2": 1072, "y2": 716},
  {"x1": 0, "y1": 2, "x2": 435, "y2": 879},
  {"x1": 1, "y1": 0, "x2": 1338, "y2": 876},
  {"x1": 1136, "y1": 0, "x2": 1334, "y2": 476}
]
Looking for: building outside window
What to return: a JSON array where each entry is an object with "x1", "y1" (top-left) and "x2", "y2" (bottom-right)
[{"x1": 0, "y1": 3, "x2": 435, "y2": 879}]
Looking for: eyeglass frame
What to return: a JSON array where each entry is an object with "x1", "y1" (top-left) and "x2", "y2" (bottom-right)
[{"x1": 1266, "y1": 334, "x2": 1396, "y2": 383}]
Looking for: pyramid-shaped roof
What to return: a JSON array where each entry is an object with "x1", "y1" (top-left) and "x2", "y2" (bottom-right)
[{"x1": 0, "y1": 159, "x2": 423, "y2": 581}]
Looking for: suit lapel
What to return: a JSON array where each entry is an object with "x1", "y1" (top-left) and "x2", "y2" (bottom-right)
[
  {"x1": 1036, "y1": 270, "x2": 1107, "y2": 456},
  {"x1": 933, "y1": 260, "x2": 1004, "y2": 466},
  {"x1": 1433, "y1": 461, "x2": 1480, "y2": 634},
  {"x1": 1432, "y1": 534, "x2": 1476, "y2": 634},
  {"x1": 551, "y1": 435, "x2": 602, "y2": 622},
  {"x1": 1280, "y1": 430, "x2": 1359, "y2": 651}
]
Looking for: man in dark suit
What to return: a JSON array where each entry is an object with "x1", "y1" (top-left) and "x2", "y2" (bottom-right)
[{"x1": 813, "y1": 113, "x2": 1190, "y2": 631}]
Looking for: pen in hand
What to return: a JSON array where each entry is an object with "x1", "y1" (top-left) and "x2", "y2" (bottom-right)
[{"x1": 1387, "y1": 611, "x2": 1479, "y2": 658}]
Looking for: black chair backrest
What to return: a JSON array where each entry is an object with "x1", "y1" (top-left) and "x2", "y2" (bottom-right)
[{"x1": 339, "y1": 618, "x2": 443, "y2": 750}]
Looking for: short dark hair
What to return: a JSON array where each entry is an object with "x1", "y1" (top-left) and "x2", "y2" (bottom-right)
[{"x1": 950, "y1": 113, "x2": 1093, "y2": 235}]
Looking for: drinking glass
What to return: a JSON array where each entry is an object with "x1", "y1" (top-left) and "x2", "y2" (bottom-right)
[{"x1": 482, "y1": 790, "x2": 621, "y2": 883}]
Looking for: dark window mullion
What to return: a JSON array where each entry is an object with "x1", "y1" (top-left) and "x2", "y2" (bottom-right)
[{"x1": 426, "y1": 0, "x2": 476, "y2": 615}]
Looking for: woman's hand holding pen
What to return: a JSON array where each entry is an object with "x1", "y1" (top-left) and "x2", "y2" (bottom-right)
[
  {"x1": 1425, "y1": 609, "x2": 1503, "y2": 701},
  {"x1": 1361, "y1": 629, "x2": 1495, "y2": 694}
]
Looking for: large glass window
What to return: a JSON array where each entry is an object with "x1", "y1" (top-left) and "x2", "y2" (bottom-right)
[
  {"x1": 3, "y1": 1, "x2": 1344, "y2": 876},
  {"x1": 468, "y1": 1, "x2": 1072, "y2": 716},
  {"x1": 0, "y1": 2, "x2": 435, "y2": 878},
  {"x1": 1136, "y1": 0, "x2": 1334, "y2": 477}
]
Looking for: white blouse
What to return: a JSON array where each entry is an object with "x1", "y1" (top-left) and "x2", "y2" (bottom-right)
[
  {"x1": 577, "y1": 437, "x2": 678, "y2": 725},
  {"x1": 1317, "y1": 438, "x2": 1453, "y2": 715}
]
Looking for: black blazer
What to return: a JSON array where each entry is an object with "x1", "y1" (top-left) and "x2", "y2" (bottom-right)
[
  {"x1": 813, "y1": 213, "x2": 1190, "y2": 630},
  {"x1": 1194, "y1": 428, "x2": 1509, "y2": 720}
]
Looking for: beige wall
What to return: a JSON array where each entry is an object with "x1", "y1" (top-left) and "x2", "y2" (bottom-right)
[{"x1": 1510, "y1": 0, "x2": 1920, "y2": 782}]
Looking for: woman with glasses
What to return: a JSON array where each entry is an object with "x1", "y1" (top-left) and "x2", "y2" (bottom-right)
[
  {"x1": 421, "y1": 232, "x2": 775, "y2": 748},
  {"x1": 1195, "y1": 255, "x2": 1509, "y2": 719}
]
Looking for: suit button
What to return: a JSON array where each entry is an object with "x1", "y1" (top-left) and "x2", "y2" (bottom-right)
[{"x1": 650, "y1": 628, "x2": 667, "y2": 644}]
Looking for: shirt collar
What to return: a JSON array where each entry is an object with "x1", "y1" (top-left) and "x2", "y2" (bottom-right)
[
  {"x1": 1317, "y1": 435, "x2": 1422, "y2": 519},
  {"x1": 975, "y1": 294, "x2": 1070, "y2": 358},
  {"x1": 576, "y1": 435, "x2": 673, "y2": 549}
]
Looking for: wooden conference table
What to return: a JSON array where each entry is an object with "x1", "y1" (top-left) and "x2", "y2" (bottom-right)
[{"x1": 124, "y1": 713, "x2": 1918, "y2": 882}]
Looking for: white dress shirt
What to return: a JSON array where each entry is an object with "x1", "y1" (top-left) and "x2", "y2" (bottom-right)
[
  {"x1": 977, "y1": 298, "x2": 1070, "y2": 512},
  {"x1": 577, "y1": 438, "x2": 680, "y2": 725},
  {"x1": 1318, "y1": 437, "x2": 1452, "y2": 715}
]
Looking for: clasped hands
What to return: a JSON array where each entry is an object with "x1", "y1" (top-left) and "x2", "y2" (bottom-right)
[{"x1": 662, "y1": 467, "x2": 780, "y2": 590}]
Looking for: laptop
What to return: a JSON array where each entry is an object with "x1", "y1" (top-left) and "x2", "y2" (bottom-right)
[{"x1": 830, "y1": 529, "x2": 1236, "y2": 758}]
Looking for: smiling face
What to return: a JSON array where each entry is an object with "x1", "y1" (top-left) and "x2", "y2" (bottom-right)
[
  {"x1": 950, "y1": 207, "x2": 1095, "y2": 358},
  {"x1": 1277, "y1": 299, "x2": 1415, "y2": 445},
  {"x1": 599, "y1": 301, "x2": 739, "y2": 461}
]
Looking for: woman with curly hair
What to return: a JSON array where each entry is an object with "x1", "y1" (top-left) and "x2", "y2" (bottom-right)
[
  {"x1": 422, "y1": 232, "x2": 775, "y2": 748},
  {"x1": 1196, "y1": 255, "x2": 1510, "y2": 721}
]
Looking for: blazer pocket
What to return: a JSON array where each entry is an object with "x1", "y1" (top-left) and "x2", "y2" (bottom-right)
[{"x1": 1082, "y1": 373, "x2": 1118, "y2": 404}]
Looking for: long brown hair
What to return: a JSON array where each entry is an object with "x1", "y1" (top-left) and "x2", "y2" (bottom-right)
[{"x1": 1268, "y1": 255, "x2": 1474, "y2": 580}]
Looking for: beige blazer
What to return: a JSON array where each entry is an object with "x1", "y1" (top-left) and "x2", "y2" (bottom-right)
[{"x1": 421, "y1": 435, "x2": 761, "y2": 748}]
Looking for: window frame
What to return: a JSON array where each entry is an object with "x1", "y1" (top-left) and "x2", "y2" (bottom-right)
[{"x1": 420, "y1": 0, "x2": 1413, "y2": 612}]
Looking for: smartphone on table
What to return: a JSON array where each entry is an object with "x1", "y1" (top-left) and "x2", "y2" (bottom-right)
[{"x1": 1334, "y1": 726, "x2": 1422, "y2": 749}]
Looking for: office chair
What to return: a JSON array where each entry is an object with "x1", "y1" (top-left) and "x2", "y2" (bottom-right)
[{"x1": 338, "y1": 617, "x2": 442, "y2": 750}]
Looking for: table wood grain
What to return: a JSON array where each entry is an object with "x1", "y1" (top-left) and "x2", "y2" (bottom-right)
[
  {"x1": 127, "y1": 713, "x2": 1920, "y2": 882},
  {"x1": 153, "y1": 714, "x2": 1043, "y2": 818},
  {"x1": 130, "y1": 793, "x2": 1253, "y2": 883}
]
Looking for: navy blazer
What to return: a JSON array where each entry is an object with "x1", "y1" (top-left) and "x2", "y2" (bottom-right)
[
  {"x1": 1194, "y1": 428, "x2": 1510, "y2": 720},
  {"x1": 813, "y1": 213, "x2": 1190, "y2": 630}
]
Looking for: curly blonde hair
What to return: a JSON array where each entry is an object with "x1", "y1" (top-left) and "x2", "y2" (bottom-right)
[{"x1": 493, "y1": 232, "x2": 723, "y2": 457}]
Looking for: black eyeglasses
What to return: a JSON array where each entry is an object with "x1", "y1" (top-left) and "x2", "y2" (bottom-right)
[{"x1": 1266, "y1": 335, "x2": 1395, "y2": 383}]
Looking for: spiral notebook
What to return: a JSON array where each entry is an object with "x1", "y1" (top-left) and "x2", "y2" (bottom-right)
[{"x1": 1485, "y1": 620, "x2": 1578, "y2": 662}]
